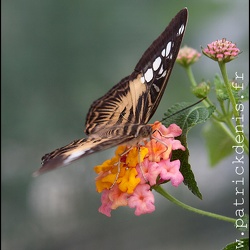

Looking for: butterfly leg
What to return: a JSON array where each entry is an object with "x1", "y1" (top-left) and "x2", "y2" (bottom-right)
[
  {"x1": 152, "y1": 129, "x2": 174, "y2": 140},
  {"x1": 137, "y1": 145, "x2": 147, "y2": 182},
  {"x1": 148, "y1": 131, "x2": 173, "y2": 163},
  {"x1": 109, "y1": 157, "x2": 121, "y2": 189},
  {"x1": 109, "y1": 146, "x2": 132, "y2": 189},
  {"x1": 151, "y1": 129, "x2": 174, "y2": 148}
]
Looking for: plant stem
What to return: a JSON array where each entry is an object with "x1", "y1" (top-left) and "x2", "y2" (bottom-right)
[
  {"x1": 185, "y1": 66, "x2": 197, "y2": 87},
  {"x1": 218, "y1": 62, "x2": 249, "y2": 154},
  {"x1": 153, "y1": 185, "x2": 236, "y2": 224},
  {"x1": 218, "y1": 100, "x2": 238, "y2": 136}
]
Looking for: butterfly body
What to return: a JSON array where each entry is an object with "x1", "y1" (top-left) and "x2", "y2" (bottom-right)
[{"x1": 35, "y1": 8, "x2": 188, "y2": 176}]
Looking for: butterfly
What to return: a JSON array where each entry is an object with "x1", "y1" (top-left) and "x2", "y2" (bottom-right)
[{"x1": 34, "y1": 8, "x2": 188, "y2": 176}]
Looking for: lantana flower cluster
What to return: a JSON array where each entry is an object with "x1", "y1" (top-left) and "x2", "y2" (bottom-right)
[
  {"x1": 176, "y1": 46, "x2": 201, "y2": 67},
  {"x1": 202, "y1": 38, "x2": 240, "y2": 63},
  {"x1": 94, "y1": 122, "x2": 185, "y2": 217}
]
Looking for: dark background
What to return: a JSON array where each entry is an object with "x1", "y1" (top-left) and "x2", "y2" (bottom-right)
[{"x1": 2, "y1": 1, "x2": 249, "y2": 249}]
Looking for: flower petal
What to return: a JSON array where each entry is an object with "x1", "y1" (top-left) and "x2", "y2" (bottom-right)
[
  {"x1": 128, "y1": 184, "x2": 155, "y2": 216},
  {"x1": 158, "y1": 159, "x2": 184, "y2": 187}
]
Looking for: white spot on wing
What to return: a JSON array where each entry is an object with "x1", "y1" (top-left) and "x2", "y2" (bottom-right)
[
  {"x1": 161, "y1": 70, "x2": 167, "y2": 78},
  {"x1": 158, "y1": 65, "x2": 164, "y2": 74},
  {"x1": 140, "y1": 76, "x2": 145, "y2": 84},
  {"x1": 144, "y1": 68, "x2": 153, "y2": 82},
  {"x1": 165, "y1": 42, "x2": 171, "y2": 57},
  {"x1": 177, "y1": 24, "x2": 185, "y2": 35},
  {"x1": 153, "y1": 83, "x2": 160, "y2": 92},
  {"x1": 64, "y1": 150, "x2": 91, "y2": 164},
  {"x1": 161, "y1": 49, "x2": 166, "y2": 57},
  {"x1": 153, "y1": 57, "x2": 161, "y2": 71}
]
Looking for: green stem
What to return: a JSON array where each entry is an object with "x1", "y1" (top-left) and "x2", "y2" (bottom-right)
[
  {"x1": 218, "y1": 100, "x2": 238, "y2": 136},
  {"x1": 185, "y1": 65, "x2": 197, "y2": 87},
  {"x1": 218, "y1": 62, "x2": 238, "y2": 118},
  {"x1": 203, "y1": 97, "x2": 224, "y2": 121},
  {"x1": 202, "y1": 95, "x2": 237, "y2": 141},
  {"x1": 153, "y1": 185, "x2": 236, "y2": 224},
  {"x1": 218, "y1": 62, "x2": 249, "y2": 154}
]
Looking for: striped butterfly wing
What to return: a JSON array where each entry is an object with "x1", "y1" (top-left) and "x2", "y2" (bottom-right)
[
  {"x1": 85, "y1": 8, "x2": 188, "y2": 134},
  {"x1": 35, "y1": 8, "x2": 188, "y2": 176},
  {"x1": 35, "y1": 125, "x2": 151, "y2": 175}
]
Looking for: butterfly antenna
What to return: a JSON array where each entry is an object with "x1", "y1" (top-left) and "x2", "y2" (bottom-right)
[{"x1": 160, "y1": 97, "x2": 206, "y2": 123}]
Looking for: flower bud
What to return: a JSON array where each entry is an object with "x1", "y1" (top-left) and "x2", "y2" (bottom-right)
[
  {"x1": 192, "y1": 81, "x2": 210, "y2": 98},
  {"x1": 177, "y1": 46, "x2": 201, "y2": 67}
]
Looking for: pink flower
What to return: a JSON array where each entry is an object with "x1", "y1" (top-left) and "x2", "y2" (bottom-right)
[
  {"x1": 136, "y1": 159, "x2": 161, "y2": 186},
  {"x1": 98, "y1": 186, "x2": 129, "y2": 217},
  {"x1": 152, "y1": 121, "x2": 183, "y2": 138},
  {"x1": 95, "y1": 122, "x2": 185, "y2": 216},
  {"x1": 202, "y1": 38, "x2": 240, "y2": 63},
  {"x1": 147, "y1": 122, "x2": 185, "y2": 161},
  {"x1": 109, "y1": 185, "x2": 129, "y2": 209},
  {"x1": 98, "y1": 190, "x2": 113, "y2": 217},
  {"x1": 177, "y1": 46, "x2": 201, "y2": 67},
  {"x1": 128, "y1": 184, "x2": 155, "y2": 216},
  {"x1": 158, "y1": 159, "x2": 184, "y2": 187}
]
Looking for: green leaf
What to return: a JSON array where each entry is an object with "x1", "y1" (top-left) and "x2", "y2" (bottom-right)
[
  {"x1": 203, "y1": 119, "x2": 235, "y2": 166},
  {"x1": 162, "y1": 102, "x2": 215, "y2": 134},
  {"x1": 222, "y1": 238, "x2": 249, "y2": 250},
  {"x1": 171, "y1": 136, "x2": 202, "y2": 199},
  {"x1": 214, "y1": 75, "x2": 229, "y2": 101},
  {"x1": 161, "y1": 102, "x2": 215, "y2": 199}
]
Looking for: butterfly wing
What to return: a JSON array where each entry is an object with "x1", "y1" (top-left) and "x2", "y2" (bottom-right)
[
  {"x1": 35, "y1": 124, "x2": 151, "y2": 176},
  {"x1": 85, "y1": 8, "x2": 188, "y2": 135},
  {"x1": 35, "y1": 8, "x2": 188, "y2": 175},
  {"x1": 34, "y1": 137, "x2": 122, "y2": 176},
  {"x1": 134, "y1": 8, "x2": 188, "y2": 123}
]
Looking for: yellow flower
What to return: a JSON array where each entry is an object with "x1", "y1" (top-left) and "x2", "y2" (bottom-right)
[
  {"x1": 126, "y1": 147, "x2": 148, "y2": 167},
  {"x1": 118, "y1": 168, "x2": 141, "y2": 194},
  {"x1": 95, "y1": 146, "x2": 148, "y2": 194},
  {"x1": 96, "y1": 167, "x2": 118, "y2": 192}
]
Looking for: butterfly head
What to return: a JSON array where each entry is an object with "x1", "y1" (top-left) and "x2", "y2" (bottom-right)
[{"x1": 137, "y1": 125, "x2": 153, "y2": 138}]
